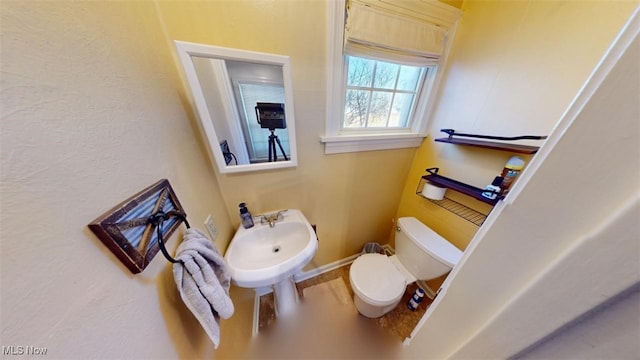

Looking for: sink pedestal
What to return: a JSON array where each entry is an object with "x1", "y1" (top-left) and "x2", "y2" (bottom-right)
[
  {"x1": 225, "y1": 209, "x2": 318, "y2": 318},
  {"x1": 273, "y1": 277, "x2": 299, "y2": 316}
]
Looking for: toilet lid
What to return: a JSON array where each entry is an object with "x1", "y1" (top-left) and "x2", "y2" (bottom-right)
[{"x1": 350, "y1": 254, "x2": 406, "y2": 306}]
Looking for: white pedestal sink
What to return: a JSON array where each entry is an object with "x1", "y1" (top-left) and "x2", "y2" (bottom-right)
[{"x1": 224, "y1": 209, "x2": 318, "y2": 316}]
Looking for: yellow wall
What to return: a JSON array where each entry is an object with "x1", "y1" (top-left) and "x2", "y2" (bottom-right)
[
  {"x1": 155, "y1": 0, "x2": 416, "y2": 265},
  {"x1": 0, "y1": 1, "x2": 233, "y2": 357},
  {"x1": 396, "y1": 0, "x2": 637, "y2": 252},
  {"x1": 1, "y1": 2, "x2": 415, "y2": 357},
  {"x1": 439, "y1": 0, "x2": 464, "y2": 9},
  {"x1": 2, "y1": 0, "x2": 636, "y2": 358}
]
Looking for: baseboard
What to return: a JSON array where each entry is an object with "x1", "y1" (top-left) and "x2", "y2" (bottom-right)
[
  {"x1": 295, "y1": 243, "x2": 396, "y2": 282},
  {"x1": 252, "y1": 251, "x2": 363, "y2": 300},
  {"x1": 294, "y1": 252, "x2": 361, "y2": 282}
]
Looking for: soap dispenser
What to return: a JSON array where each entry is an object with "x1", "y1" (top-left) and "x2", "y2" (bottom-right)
[{"x1": 239, "y1": 202, "x2": 254, "y2": 229}]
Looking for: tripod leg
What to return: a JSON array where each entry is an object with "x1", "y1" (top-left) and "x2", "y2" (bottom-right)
[
  {"x1": 272, "y1": 136, "x2": 277, "y2": 161},
  {"x1": 274, "y1": 136, "x2": 289, "y2": 161},
  {"x1": 268, "y1": 135, "x2": 274, "y2": 162}
]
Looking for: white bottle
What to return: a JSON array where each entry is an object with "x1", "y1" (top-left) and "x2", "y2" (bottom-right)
[{"x1": 407, "y1": 288, "x2": 425, "y2": 311}]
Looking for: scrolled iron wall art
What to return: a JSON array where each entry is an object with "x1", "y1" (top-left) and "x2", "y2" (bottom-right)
[{"x1": 88, "y1": 179, "x2": 188, "y2": 273}]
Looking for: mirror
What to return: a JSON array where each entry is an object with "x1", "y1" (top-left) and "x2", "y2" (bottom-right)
[{"x1": 175, "y1": 41, "x2": 298, "y2": 173}]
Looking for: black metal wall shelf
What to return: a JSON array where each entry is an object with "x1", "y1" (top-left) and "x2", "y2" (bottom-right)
[
  {"x1": 435, "y1": 129, "x2": 547, "y2": 154},
  {"x1": 421, "y1": 168, "x2": 503, "y2": 206},
  {"x1": 417, "y1": 129, "x2": 544, "y2": 225},
  {"x1": 416, "y1": 175, "x2": 492, "y2": 226}
]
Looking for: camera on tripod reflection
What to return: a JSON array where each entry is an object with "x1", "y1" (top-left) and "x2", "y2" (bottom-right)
[
  {"x1": 255, "y1": 102, "x2": 286, "y2": 130},
  {"x1": 254, "y1": 102, "x2": 289, "y2": 162}
]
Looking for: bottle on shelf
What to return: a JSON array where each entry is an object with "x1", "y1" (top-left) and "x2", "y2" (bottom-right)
[{"x1": 500, "y1": 156, "x2": 525, "y2": 195}]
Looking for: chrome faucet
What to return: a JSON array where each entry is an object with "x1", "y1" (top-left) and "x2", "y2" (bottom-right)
[{"x1": 259, "y1": 210, "x2": 287, "y2": 228}]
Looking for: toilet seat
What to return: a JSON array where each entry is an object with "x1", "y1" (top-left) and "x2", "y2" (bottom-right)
[{"x1": 350, "y1": 254, "x2": 406, "y2": 307}]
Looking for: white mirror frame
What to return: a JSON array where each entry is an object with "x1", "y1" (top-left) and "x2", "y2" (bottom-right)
[{"x1": 174, "y1": 40, "x2": 298, "y2": 173}]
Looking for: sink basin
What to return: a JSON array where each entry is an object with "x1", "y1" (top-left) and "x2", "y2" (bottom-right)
[{"x1": 225, "y1": 209, "x2": 318, "y2": 289}]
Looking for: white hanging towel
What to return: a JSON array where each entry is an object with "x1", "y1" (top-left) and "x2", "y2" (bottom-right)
[{"x1": 173, "y1": 228, "x2": 234, "y2": 349}]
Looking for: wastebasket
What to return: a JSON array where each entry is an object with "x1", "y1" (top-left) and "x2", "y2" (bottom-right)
[{"x1": 362, "y1": 242, "x2": 384, "y2": 255}]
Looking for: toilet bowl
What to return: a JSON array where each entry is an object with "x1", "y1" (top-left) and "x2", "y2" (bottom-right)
[{"x1": 349, "y1": 217, "x2": 463, "y2": 318}]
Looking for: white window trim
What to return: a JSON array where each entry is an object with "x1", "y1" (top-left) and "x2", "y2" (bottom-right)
[{"x1": 321, "y1": 0, "x2": 461, "y2": 154}]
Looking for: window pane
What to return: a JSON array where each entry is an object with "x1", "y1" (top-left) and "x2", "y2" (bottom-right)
[
  {"x1": 389, "y1": 93, "x2": 414, "y2": 127},
  {"x1": 344, "y1": 89, "x2": 370, "y2": 128},
  {"x1": 368, "y1": 91, "x2": 392, "y2": 127},
  {"x1": 347, "y1": 57, "x2": 373, "y2": 87},
  {"x1": 342, "y1": 56, "x2": 427, "y2": 130},
  {"x1": 397, "y1": 66, "x2": 422, "y2": 91},
  {"x1": 373, "y1": 62, "x2": 399, "y2": 90}
]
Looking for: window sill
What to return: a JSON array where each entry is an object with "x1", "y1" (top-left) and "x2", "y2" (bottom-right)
[{"x1": 320, "y1": 133, "x2": 426, "y2": 154}]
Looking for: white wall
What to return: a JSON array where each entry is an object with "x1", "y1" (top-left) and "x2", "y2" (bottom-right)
[
  {"x1": 407, "y1": 8, "x2": 640, "y2": 358},
  {"x1": 515, "y1": 284, "x2": 640, "y2": 359}
]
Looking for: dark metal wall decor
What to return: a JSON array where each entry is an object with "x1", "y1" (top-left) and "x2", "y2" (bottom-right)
[{"x1": 88, "y1": 179, "x2": 188, "y2": 273}]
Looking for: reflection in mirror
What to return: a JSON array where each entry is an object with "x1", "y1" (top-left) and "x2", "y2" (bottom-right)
[{"x1": 175, "y1": 41, "x2": 297, "y2": 173}]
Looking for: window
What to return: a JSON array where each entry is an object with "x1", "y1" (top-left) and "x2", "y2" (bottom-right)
[
  {"x1": 343, "y1": 56, "x2": 429, "y2": 130},
  {"x1": 322, "y1": 0, "x2": 461, "y2": 154}
]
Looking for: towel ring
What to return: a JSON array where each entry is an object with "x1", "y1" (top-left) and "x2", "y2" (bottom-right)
[{"x1": 148, "y1": 210, "x2": 190, "y2": 264}]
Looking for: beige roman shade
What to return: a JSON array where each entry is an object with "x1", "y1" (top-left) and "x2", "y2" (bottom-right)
[{"x1": 344, "y1": 0, "x2": 461, "y2": 66}]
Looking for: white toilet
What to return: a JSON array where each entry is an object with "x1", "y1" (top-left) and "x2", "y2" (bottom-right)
[{"x1": 349, "y1": 217, "x2": 463, "y2": 318}]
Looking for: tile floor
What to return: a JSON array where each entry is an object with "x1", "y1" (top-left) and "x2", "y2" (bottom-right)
[{"x1": 258, "y1": 263, "x2": 431, "y2": 340}]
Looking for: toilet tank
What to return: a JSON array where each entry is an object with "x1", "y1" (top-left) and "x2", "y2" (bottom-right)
[{"x1": 396, "y1": 217, "x2": 463, "y2": 280}]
